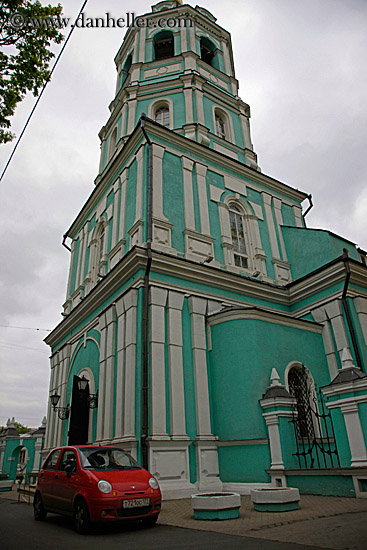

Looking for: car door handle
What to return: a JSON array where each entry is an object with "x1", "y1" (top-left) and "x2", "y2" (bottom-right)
[
  {"x1": 54, "y1": 474, "x2": 58, "y2": 479},
  {"x1": 40, "y1": 472, "x2": 44, "y2": 477}
]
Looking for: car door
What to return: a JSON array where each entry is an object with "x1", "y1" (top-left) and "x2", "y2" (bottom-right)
[
  {"x1": 52, "y1": 449, "x2": 79, "y2": 513},
  {"x1": 38, "y1": 449, "x2": 62, "y2": 508}
]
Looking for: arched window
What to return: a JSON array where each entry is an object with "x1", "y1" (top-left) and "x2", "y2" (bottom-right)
[
  {"x1": 288, "y1": 364, "x2": 317, "y2": 439},
  {"x1": 155, "y1": 106, "x2": 170, "y2": 128},
  {"x1": 215, "y1": 114, "x2": 225, "y2": 139},
  {"x1": 200, "y1": 37, "x2": 216, "y2": 66},
  {"x1": 154, "y1": 31, "x2": 174, "y2": 60},
  {"x1": 229, "y1": 204, "x2": 248, "y2": 269}
]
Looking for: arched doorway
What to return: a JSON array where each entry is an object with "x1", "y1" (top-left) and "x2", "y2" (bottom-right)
[{"x1": 68, "y1": 375, "x2": 90, "y2": 445}]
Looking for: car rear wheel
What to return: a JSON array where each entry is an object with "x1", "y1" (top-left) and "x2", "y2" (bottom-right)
[
  {"x1": 142, "y1": 515, "x2": 158, "y2": 527},
  {"x1": 33, "y1": 493, "x2": 47, "y2": 521},
  {"x1": 73, "y1": 498, "x2": 91, "y2": 534}
]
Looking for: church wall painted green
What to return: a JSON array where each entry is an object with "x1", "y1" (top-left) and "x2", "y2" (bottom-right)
[
  {"x1": 283, "y1": 226, "x2": 359, "y2": 280},
  {"x1": 209, "y1": 318, "x2": 328, "y2": 442},
  {"x1": 218, "y1": 445, "x2": 271, "y2": 483}
]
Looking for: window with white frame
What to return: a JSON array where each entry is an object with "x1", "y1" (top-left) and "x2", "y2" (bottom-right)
[
  {"x1": 154, "y1": 106, "x2": 170, "y2": 128},
  {"x1": 229, "y1": 204, "x2": 249, "y2": 269},
  {"x1": 215, "y1": 114, "x2": 225, "y2": 139}
]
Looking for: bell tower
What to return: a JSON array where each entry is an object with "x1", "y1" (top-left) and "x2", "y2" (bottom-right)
[{"x1": 98, "y1": 1, "x2": 259, "y2": 177}]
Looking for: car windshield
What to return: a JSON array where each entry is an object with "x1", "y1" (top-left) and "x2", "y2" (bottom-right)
[{"x1": 78, "y1": 447, "x2": 141, "y2": 471}]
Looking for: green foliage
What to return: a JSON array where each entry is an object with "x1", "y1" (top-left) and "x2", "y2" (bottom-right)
[
  {"x1": 0, "y1": 0, "x2": 64, "y2": 143},
  {"x1": 14, "y1": 421, "x2": 32, "y2": 434}
]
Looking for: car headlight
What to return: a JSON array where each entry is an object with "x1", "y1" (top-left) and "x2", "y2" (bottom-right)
[
  {"x1": 149, "y1": 477, "x2": 159, "y2": 490},
  {"x1": 98, "y1": 480, "x2": 112, "y2": 494}
]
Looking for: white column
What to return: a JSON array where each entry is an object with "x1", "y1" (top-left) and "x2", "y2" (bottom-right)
[
  {"x1": 150, "y1": 287, "x2": 169, "y2": 438},
  {"x1": 79, "y1": 225, "x2": 88, "y2": 287},
  {"x1": 119, "y1": 168, "x2": 128, "y2": 243},
  {"x1": 138, "y1": 26, "x2": 146, "y2": 62},
  {"x1": 96, "y1": 313, "x2": 107, "y2": 442},
  {"x1": 167, "y1": 291, "x2": 188, "y2": 438},
  {"x1": 263, "y1": 413, "x2": 285, "y2": 469},
  {"x1": 74, "y1": 234, "x2": 82, "y2": 289},
  {"x1": 222, "y1": 40, "x2": 232, "y2": 75},
  {"x1": 325, "y1": 301, "x2": 350, "y2": 355},
  {"x1": 180, "y1": 23, "x2": 188, "y2": 53},
  {"x1": 111, "y1": 177, "x2": 121, "y2": 249},
  {"x1": 181, "y1": 157, "x2": 195, "y2": 230},
  {"x1": 195, "y1": 89, "x2": 205, "y2": 126},
  {"x1": 114, "y1": 297, "x2": 125, "y2": 440},
  {"x1": 273, "y1": 198, "x2": 287, "y2": 261},
  {"x1": 195, "y1": 163, "x2": 210, "y2": 235},
  {"x1": 312, "y1": 307, "x2": 339, "y2": 380},
  {"x1": 103, "y1": 305, "x2": 116, "y2": 442},
  {"x1": 292, "y1": 205, "x2": 304, "y2": 228},
  {"x1": 354, "y1": 297, "x2": 367, "y2": 345},
  {"x1": 127, "y1": 92, "x2": 137, "y2": 134},
  {"x1": 66, "y1": 240, "x2": 77, "y2": 299},
  {"x1": 123, "y1": 289, "x2": 138, "y2": 438},
  {"x1": 132, "y1": 30, "x2": 139, "y2": 63},
  {"x1": 188, "y1": 297, "x2": 212, "y2": 438},
  {"x1": 341, "y1": 402, "x2": 367, "y2": 467},
  {"x1": 183, "y1": 88, "x2": 194, "y2": 124},
  {"x1": 262, "y1": 192, "x2": 280, "y2": 259},
  {"x1": 152, "y1": 144, "x2": 166, "y2": 220},
  {"x1": 135, "y1": 145, "x2": 145, "y2": 223}
]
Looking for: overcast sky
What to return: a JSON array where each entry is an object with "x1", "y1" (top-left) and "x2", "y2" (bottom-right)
[{"x1": 0, "y1": 0, "x2": 366, "y2": 427}]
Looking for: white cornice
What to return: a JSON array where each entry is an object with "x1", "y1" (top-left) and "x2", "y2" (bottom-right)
[{"x1": 207, "y1": 308, "x2": 323, "y2": 333}]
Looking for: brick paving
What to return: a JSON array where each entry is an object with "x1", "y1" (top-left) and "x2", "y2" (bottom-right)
[{"x1": 158, "y1": 495, "x2": 367, "y2": 548}]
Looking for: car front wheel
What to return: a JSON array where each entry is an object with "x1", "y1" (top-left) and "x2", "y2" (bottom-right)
[
  {"x1": 33, "y1": 493, "x2": 47, "y2": 521},
  {"x1": 73, "y1": 498, "x2": 91, "y2": 534}
]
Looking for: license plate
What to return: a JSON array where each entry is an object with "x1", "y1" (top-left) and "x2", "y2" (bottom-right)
[{"x1": 123, "y1": 498, "x2": 150, "y2": 508}]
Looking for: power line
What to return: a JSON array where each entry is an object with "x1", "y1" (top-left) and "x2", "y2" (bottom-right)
[
  {"x1": 0, "y1": 343, "x2": 49, "y2": 354},
  {"x1": 0, "y1": 325, "x2": 51, "y2": 331},
  {"x1": 0, "y1": 0, "x2": 90, "y2": 183}
]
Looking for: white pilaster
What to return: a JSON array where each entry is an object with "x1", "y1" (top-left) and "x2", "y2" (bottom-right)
[
  {"x1": 312, "y1": 307, "x2": 339, "y2": 380},
  {"x1": 119, "y1": 168, "x2": 128, "y2": 243},
  {"x1": 167, "y1": 291, "x2": 188, "y2": 438},
  {"x1": 66, "y1": 240, "x2": 76, "y2": 299},
  {"x1": 138, "y1": 26, "x2": 146, "y2": 63},
  {"x1": 292, "y1": 205, "x2": 304, "y2": 228},
  {"x1": 195, "y1": 163, "x2": 210, "y2": 235},
  {"x1": 341, "y1": 402, "x2": 367, "y2": 467},
  {"x1": 354, "y1": 296, "x2": 367, "y2": 345},
  {"x1": 152, "y1": 144, "x2": 166, "y2": 220},
  {"x1": 263, "y1": 413, "x2": 284, "y2": 469},
  {"x1": 188, "y1": 297, "x2": 212, "y2": 438},
  {"x1": 325, "y1": 301, "x2": 350, "y2": 354},
  {"x1": 123, "y1": 289, "x2": 138, "y2": 438},
  {"x1": 150, "y1": 287, "x2": 169, "y2": 439},
  {"x1": 135, "y1": 144, "x2": 145, "y2": 223},
  {"x1": 111, "y1": 177, "x2": 121, "y2": 250},
  {"x1": 195, "y1": 89, "x2": 205, "y2": 126},
  {"x1": 181, "y1": 157, "x2": 195, "y2": 231},
  {"x1": 262, "y1": 193, "x2": 280, "y2": 259},
  {"x1": 273, "y1": 198, "x2": 287, "y2": 261},
  {"x1": 114, "y1": 297, "x2": 125, "y2": 440}
]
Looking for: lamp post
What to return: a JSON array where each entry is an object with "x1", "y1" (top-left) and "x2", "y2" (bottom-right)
[{"x1": 50, "y1": 392, "x2": 70, "y2": 420}]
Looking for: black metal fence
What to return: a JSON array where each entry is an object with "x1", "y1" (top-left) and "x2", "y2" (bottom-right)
[{"x1": 289, "y1": 371, "x2": 340, "y2": 469}]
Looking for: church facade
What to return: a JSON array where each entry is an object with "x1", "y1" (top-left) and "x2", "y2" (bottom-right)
[{"x1": 42, "y1": 2, "x2": 367, "y2": 499}]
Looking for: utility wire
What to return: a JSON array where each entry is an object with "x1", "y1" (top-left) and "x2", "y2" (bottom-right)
[
  {"x1": 0, "y1": 324, "x2": 51, "y2": 331},
  {"x1": 0, "y1": 0, "x2": 90, "y2": 183}
]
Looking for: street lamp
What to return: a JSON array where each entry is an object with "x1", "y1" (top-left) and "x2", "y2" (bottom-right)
[
  {"x1": 50, "y1": 392, "x2": 70, "y2": 420},
  {"x1": 77, "y1": 376, "x2": 98, "y2": 409}
]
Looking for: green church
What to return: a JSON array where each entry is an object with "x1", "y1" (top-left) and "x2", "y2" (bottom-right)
[{"x1": 39, "y1": 1, "x2": 367, "y2": 499}]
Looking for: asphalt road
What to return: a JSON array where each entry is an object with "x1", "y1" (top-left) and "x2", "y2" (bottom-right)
[{"x1": 0, "y1": 499, "x2": 330, "y2": 550}]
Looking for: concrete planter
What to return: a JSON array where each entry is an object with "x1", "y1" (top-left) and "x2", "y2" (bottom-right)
[
  {"x1": 250, "y1": 487, "x2": 300, "y2": 512},
  {"x1": 191, "y1": 492, "x2": 241, "y2": 520}
]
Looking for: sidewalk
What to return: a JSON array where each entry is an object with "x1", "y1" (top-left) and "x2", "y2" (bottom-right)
[
  {"x1": 1, "y1": 487, "x2": 366, "y2": 548},
  {"x1": 158, "y1": 494, "x2": 367, "y2": 549}
]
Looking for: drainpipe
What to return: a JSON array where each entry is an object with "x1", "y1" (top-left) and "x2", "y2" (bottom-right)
[
  {"x1": 302, "y1": 194, "x2": 313, "y2": 225},
  {"x1": 342, "y1": 249, "x2": 363, "y2": 370},
  {"x1": 62, "y1": 234, "x2": 71, "y2": 252},
  {"x1": 140, "y1": 114, "x2": 153, "y2": 469}
]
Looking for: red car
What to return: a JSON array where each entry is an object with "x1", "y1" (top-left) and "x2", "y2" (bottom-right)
[{"x1": 33, "y1": 445, "x2": 161, "y2": 534}]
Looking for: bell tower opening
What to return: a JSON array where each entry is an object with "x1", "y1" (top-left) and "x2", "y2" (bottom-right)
[{"x1": 154, "y1": 31, "x2": 174, "y2": 60}]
